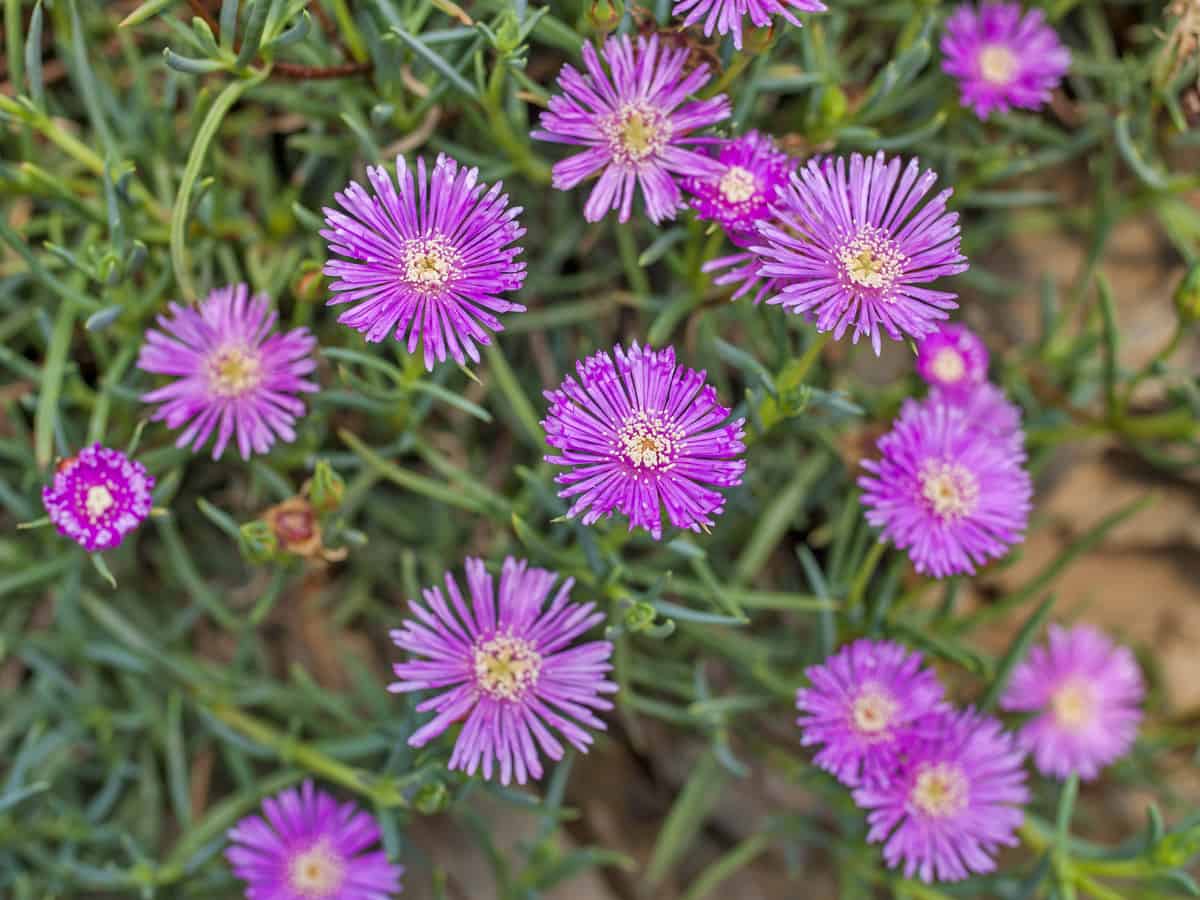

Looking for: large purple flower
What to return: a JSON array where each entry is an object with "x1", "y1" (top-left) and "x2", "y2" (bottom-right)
[
  {"x1": 322, "y1": 154, "x2": 526, "y2": 370},
  {"x1": 941, "y1": 2, "x2": 1071, "y2": 119},
  {"x1": 755, "y1": 152, "x2": 968, "y2": 353},
  {"x1": 389, "y1": 557, "x2": 616, "y2": 786},
  {"x1": 137, "y1": 284, "x2": 317, "y2": 460},
  {"x1": 542, "y1": 342, "x2": 746, "y2": 540},
  {"x1": 673, "y1": 0, "x2": 827, "y2": 49},
  {"x1": 226, "y1": 780, "x2": 403, "y2": 899},
  {"x1": 42, "y1": 444, "x2": 154, "y2": 553},
  {"x1": 859, "y1": 396, "x2": 1032, "y2": 577},
  {"x1": 1001, "y1": 624, "x2": 1144, "y2": 781},
  {"x1": 532, "y1": 35, "x2": 730, "y2": 224},
  {"x1": 795, "y1": 639, "x2": 947, "y2": 787},
  {"x1": 854, "y1": 708, "x2": 1029, "y2": 883}
]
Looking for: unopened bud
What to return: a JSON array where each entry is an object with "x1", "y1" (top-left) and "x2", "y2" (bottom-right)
[{"x1": 239, "y1": 520, "x2": 278, "y2": 563}]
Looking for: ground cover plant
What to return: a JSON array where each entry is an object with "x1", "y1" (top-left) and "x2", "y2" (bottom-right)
[{"x1": 2, "y1": 0, "x2": 1200, "y2": 897}]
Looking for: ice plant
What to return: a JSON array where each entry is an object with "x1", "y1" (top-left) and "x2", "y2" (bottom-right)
[
  {"x1": 683, "y1": 131, "x2": 797, "y2": 242},
  {"x1": 916, "y1": 323, "x2": 990, "y2": 400},
  {"x1": 795, "y1": 639, "x2": 947, "y2": 787},
  {"x1": 755, "y1": 152, "x2": 968, "y2": 353},
  {"x1": 1001, "y1": 624, "x2": 1145, "y2": 780},
  {"x1": 542, "y1": 342, "x2": 747, "y2": 540},
  {"x1": 322, "y1": 154, "x2": 527, "y2": 369},
  {"x1": 137, "y1": 284, "x2": 317, "y2": 460},
  {"x1": 854, "y1": 708, "x2": 1029, "y2": 883},
  {"x1": 42, "y1": 444, "x2": 154, "y2": 553},
  {"x1": 531, "y1": 35, "x2": 731, "y2": 224},
  {"x1": 859, "y1": 396, "x2": 1032, "y2": 577},
  {"x1": 225, "y1": 780, "x2": 403, "y2": 899},
  {"x1": 389, "y1": 557, "x2": 616, "y2": 786},
  {"x1": 941, "y1": 2, "x2": 1071, "y2": 119},
  {"x1": 673, "y1": 0, "x2": 827, "y2": 49},
  {"x1": 935, "y1": 380, "x2": 1025, "y2": 453}
]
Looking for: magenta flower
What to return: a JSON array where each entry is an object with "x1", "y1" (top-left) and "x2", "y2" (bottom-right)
[
  {"x1": 389, "y1": 557, "x2": 616, "y2": 786},
  {"x1": 683, "y1": 131, "x2": 797, "y2": 243},
  {"x1": 673, "y1": 0, "x2": 827, "y2": 49},
  {"x1": 1001, "y1": 624, "x2": 1144, "y2": 781},
  {"x1": 42, "y1": 443, "x2": 154, "y2": 553},
  {"x1": 542, "y1": 342, "x2": 746, "y2": 540},
  {"x1": 934, "y1": 381, "x2": 1024, "y2": 454},
  {"x1": 754, "y1": 152, "x2": 968, "y2": 354},
  {"x1": 137, "y1": 284, "x2": 317, "y2": 460},
  {"x1": 226, "y1": 780, "x2": 403, "y2": 899},
  {"x1": 854, "y1": 708, "x2": 1029, "y2": 883},
  {"x1": 532, "y1": 35, "x2": 730, "y2": 224},
  {"x1": 916, "y1": 323, "x2": 990, "y2": 400},
  {"x1": 795, "y1": 639, "x2": 948, "y2": 787},
  {"x1": 941, "y1": 2, "x2": 1071, "y2": 119},
  {"x1": 322, "y1": 154, "x2": 527, "y2": 370},
  {"x1": 859, "y1": 396, "x2": 1032, "y2": 578},
  {"x1": 702, "y1": 251, "x2": 785, "y2": 305}
]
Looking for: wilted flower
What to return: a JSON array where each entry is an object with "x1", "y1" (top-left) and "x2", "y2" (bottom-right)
[
  {"x1": 915, "y1": 323, "x2": 990, "y2": 400},
  {"x1": 673, "y1": 0, "x2": 827, "y2": 49},
  {"x1": 42, "y1": 443, "x2": 154, "y2": 553}
]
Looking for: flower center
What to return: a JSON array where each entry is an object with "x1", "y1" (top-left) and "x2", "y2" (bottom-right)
[
  {"x1": 1051, "y1": 678, "x2": 1096, "y2": 731},
  {"x1": 288, "y1": 840, "x2": 345, "y2": 898},
  {"x1": 208, "y1": 346, "x2": 263, "y2": 397},
  {"x1": 919, "y1": 460, "x2": 980, "y2": 521},
  {"x1": 617, "y1": 411, "x2": 680, "y2": 470},
  {"x1": 401, "y1": 236, "x2": 459, "y2": 292},
  {"x1": 930, "y1": 347, "x2": 966, "y2": 384},
  {"x1": 85, "y1": 484, "x2": 115, "y2": 522},
  {"x1": 606, "y1": 104, "x2": 668, "y2": 165},
  {"x1": 911, "y1": 762, "x2": 969, "y2": 818},
  {"x1": 978, "y1": 44, "x2": 1019, "y2": 85},
  {"x1": 473, "y1": 634, "x2": 543, "y2": 701},
  {"x1": 837, "y1": 227, "x2": 906, "y2": 293},
  {"x1": 851, "y1": 685, "x2": 898, "y2": 735},
  {"x1": 719, "y1": 166, "x2": 759, "y2": 204}
]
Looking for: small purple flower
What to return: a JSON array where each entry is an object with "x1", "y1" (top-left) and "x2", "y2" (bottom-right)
[
  {"x1": 138, "y1": 284, "x2": 317, "y2": 460},
  {"x1": 934, "y1": 380, "x2": 1025, "y2": 453},
  {"x1": 42, "y1": 443, "x2": 154, "y2": 552},
  {"x1": 532, "y1": 35, "x2": 730, "y2": 224},
  {"x1": 389, "y1": 557, "x2": 616, "y2": 786},
  {"x1": 859, "y1": 396, "x2": 1032, "y2": 578},
  {"x1": 226, "y1": 780, "x2": 403, "y2": 899},
  {"x1": 941, "y1": 2, "x2": 1071, "y2": 119},
  {"x1": 916, "y1": 323, "x2": 990, "y2": 400},
  {"x1": 542, "y1": 342, "x2": 746, "y2": 540},
  {"x1": 795, "y1": 639, "x2": 947, "y2": 787},
  {"x1": 682, "y1": 131, "x2": 797, "y2": 242},
  {"x1": 1001, "y1": 624, "x2": 1144, "y2": 781},
  {"x1": 854, "y1": 708, "x2": 1029, "y2": 883},
  {"x1": 323, "y1": 154, "x2": 526, "y2": 370},
  {"x1": 673, "y1": 0, "x2": 828, "y2": 49},
  {"x1": 755, "y1": 152, "x2": 968, "y2": 354}
]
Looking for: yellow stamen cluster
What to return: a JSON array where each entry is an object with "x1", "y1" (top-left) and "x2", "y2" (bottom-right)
[
  {"x1": 919, "y1": 460, "x2": 980, "y2": 521},
  {"x1": 978, "y1": 44, "x2": 1019, "y2": 85},
  {"x1": 911, "y1": 762, "x2": 970, "y2": 818},
  {"x1": 837, "y1": 227, "x2": 906, "y2": 293},
  {"x1": 930, "y1": 347, "x2": 967, "y2": 384},
  {"x1": 474, "y1": 635, "x2": 543, "y2": 701},
  {"x1": 719, "y1": 166, "x2": 759, "y2": 205},
  {"x1": 617, "y1": 411, "x2": 681, "y2": 470},
  {"x1": 85, "y1": 484, "x2": 116, "y2": 522},
  {"x1": 852, "y1": 685, "x2": 899, "y2": 735},
  {"x1": 208, "y1": 345, "x2": 263, "y2": 397},
  {"x1": 288, "y1": 841, "x2": 345, "y2": 898},
  {"x1": 604, "y1": 104, "x2": 668, "y2": 166},
  {"x1": 1051, "y1": 678, "x2": 1096, "y2": 731},
  {"x1": 401, "y1": 236, "x2": 459, "y2": 292}
]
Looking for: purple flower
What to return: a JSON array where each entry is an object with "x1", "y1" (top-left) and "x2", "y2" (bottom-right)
[
  {"x1": 532, "y1": 35, "x2": 730, "y2": 224},
  {"x1": 682, "y1": 131, "x2": 797, "y2": 242},
  {"x1": 1001, "y1": 624, "x2": 1144, "y2": 781},
  {"x1": 702, "y1": 251, "x2": 784, "y2": 305},
  {"x1": 322, "y1": 154, "x2": 527, "y2": 370},
  {"x1": 916, "y1": 323, "x2": 990, "y2": 400},
  {"x1": 673, "y1": 0, "x2": 828, "y2": 49},
  {"x1": 389, "y1": 557, "x2": 616, "y2": 786},
  {"x1": 42, "y1": 443, "x2": 154, "y2": 552},
  {"x1": 854, "y1": 708, "x2": 1029, "y2": 883},
  {"x1": 542, "y1": 342, "x2": 746, "y2": 540},
  {"x1": 138, "y1": 284, "x2": 317, "y2": 460},
  {"x1": 941, "y1": 2, "x2": 1071, "y2": 119},
  {"x1": 755, "y1": 152, "x2": 968, "y2": 354},
  {"x1": 226, "y1": 780, "x2": 403, "y2": 899},
  {"x1": 859, "y1": 396, "x2": 1032, "y2": 578},
  {"x1": 934, "y1": 381, "x2": 1025, "y2": 454},
  {"x1": 795, "y1": 639, "x2": 947, "y2": 787}
]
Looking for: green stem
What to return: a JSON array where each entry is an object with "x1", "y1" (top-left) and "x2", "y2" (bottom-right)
[
  {"x1": 791, "y1": 332, "x2": 831, "y2": 385},
  {"x1": 35, "y1": 299, "x2": 79, "y2": 469},
  {"x1": 844, "y1": 538, "x2": 886, "y2": 614}
]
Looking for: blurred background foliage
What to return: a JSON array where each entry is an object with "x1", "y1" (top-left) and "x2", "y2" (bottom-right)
[{"x1": 1, "y1": 0, "x2": 1199, "y2": 897}]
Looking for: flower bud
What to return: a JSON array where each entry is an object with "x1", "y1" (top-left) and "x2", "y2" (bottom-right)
[
  {"x1": 308, "y1": 460, "x2": 345, "y2": 513},
  {"x1": 239, "y1": 520, "x2": 278, "y2": 563},
  {"x1": 1173, "y1": 262, "x2": 1200, "y2": 324}
]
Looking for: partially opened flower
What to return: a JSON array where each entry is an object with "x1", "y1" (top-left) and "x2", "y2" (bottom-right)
[
  {"x1": 683, "y1": 131, "x2": 797, "y2": 242},
  {"x1": 859, "y1": 396, "x2": 1031, "y2": 577},
  {"x1": 755, "y1": 152, "x2": 968, "y2": 353},
  {"x1": 532, "y1": 35, "x2": 730, "y2": 224},
  {"x1": 389, "y1": 557, "x2": 616, "y2": 786},
  {"x1": 941, "y1": 2, "x2": 1071, "y2": 119},
  {"x1": 542, "y1": 342, "x2": 746, "y2": 540},
  {"x1": 673, "y1": 0, "x2": 827, "y2": 49},
  {"x1": 42, "y1": 444, "x2": 154, "y2": 552},
  {"x1": 796, "y1": 639, "x2": 947, "y2": 787},
  {"x1": 916, "y1": 323, "x2": 990, "y2": 400},
  {"x1": 323, "y1": 154, "x2": 526, "y2": 370},
  {"x1": 226, "y1": 780, "x2": 403, "y2": 899},
  {"x1": 138, "y1": 284, "x2": 317, "y2": 460},
  {"x1": 854, "y1": 708, "x2": 1028, "y2": 883},
  {"x1": 1001, "y1": 624, "x2": 1144, "y2": 780}
]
